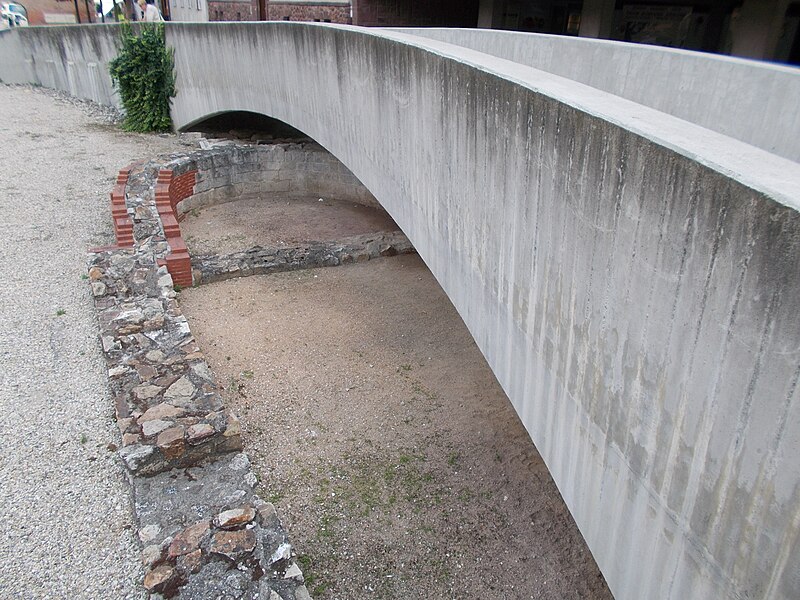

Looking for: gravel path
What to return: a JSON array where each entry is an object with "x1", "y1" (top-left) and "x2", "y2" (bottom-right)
[{"x1": 0, "y1": 85, "x2": 186, "y2": 599}]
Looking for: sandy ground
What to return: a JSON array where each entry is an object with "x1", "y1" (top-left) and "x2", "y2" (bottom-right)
[
  {"x1": 181, "y1": 195, "x2": 399, "y2": 254},
  {"x1": 180, "y1": 251, "x2": 612, "y2": 599}
]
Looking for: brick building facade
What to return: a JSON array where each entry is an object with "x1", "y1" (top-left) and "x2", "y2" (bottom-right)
[
  {"x1": 207, "y1": 0, "x2": 257, "y2": 21},
  {"x1": 268, "y1": 1, "x2": 350, "y2": 23},
  {"x1": 22, "y1": 0, "x2": 96, "y2": 24},
  {"x1": 204, "y1": 0, "x2": 479, "y2": 26}
]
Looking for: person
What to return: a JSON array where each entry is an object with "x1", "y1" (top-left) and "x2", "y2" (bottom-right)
[
  {"x1": 144, "y1": 0, "x2": 162, "y2": 22},
  {"x1": 134, "y1": 0, "x2": 145, "y2": 21}
]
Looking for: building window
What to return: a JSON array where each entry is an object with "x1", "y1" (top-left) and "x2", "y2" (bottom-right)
[{"x1": 282, "y1": 15, "x2": 289, "y2": 20}]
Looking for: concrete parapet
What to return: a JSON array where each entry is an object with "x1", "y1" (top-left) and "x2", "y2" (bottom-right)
[
  {"x1": 167, "y1": 22, "x2": 800, "y2": 600},
  {"x1": 393, "y1": 27, "x2": 800, "y2": 163},
  {"x1": 0, "y1": 25, "x2": 123, "y2": 107}
]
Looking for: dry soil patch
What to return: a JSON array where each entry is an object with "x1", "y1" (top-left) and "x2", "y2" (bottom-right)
[
  {"x1": 180, "y1": 255, "x2": 612, "y2": 600},
  {"x1": 181, "y1": 194, "x2": 399, "y2": 255}
]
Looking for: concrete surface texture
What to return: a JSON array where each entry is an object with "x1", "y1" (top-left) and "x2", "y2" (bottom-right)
[
  {"x1": 0, "y1": 25, "x2": 123, "y2": 107},
  {"x1": 1, "y1": 22, "x2": 799, "y2": 600},
  {"x1": 389, "y1": 27, "x2": 800, "y2": 163},
  {"x1": 167, "y1": 23, "x2": 800, "y2": 600}
]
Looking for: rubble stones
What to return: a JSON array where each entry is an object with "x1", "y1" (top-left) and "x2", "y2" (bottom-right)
[
  {"x1": 164, "y1": 375, "x2": 196, "y2": 405},
  {"x1": 177, "y1": 549, "x2": 203, "y2": 575},
  {"x1": 187, "y1": 423, "x2": 215, "y2": 444},
  {"x1": 142, "y1": 419, "x2": 172, "y2": 438},
  {"x1": 210, "y1": 529, "x2": 258, "y2": 562},
  {"x1": 89, "y1": 150, "x2": 314, "y2": 598},
  {"x1": 168, "y1": 520, "x2": 211, "y2": 558},
  {"x1": 131, "y1": 453, "x2": 308, "y2": 598},
  {"x1": 146, "y1": 349, "x2": 166, "y2": 363},
  {"x1": 284, "y1": 563, "x2": 304, "y2": 582},
  {"x1": 269, "y1": 542, "x2": 292, "y2": 566},
  {"x1": 133, "y1": 383, "x2": 162, "y2": 402},
  {"x1": 156, "y1": 426, "x2": 186, "y2": 459},
  {"x1": 143, "y1": 564, "x2": 178, "y2": 593},
  {"x1": 89, "y1": 235, "x2": 243, "y2": 473},
  {"x1": 119, "y1": 443, "x2": 156, "y2": 472},
  {"x1": 216, "y1": 506, "x2": 256, "y2": 529},
  {"x1": 192, "y1": 231, "x2": 415, "y2": 285},
  {"x1": 91, "y1": 281, "x2": 107, "y2": 296},
  {"x1": 141, "y1": 544, "x2": 163, "y2": 568},
  {"x1": 139, "y1": 403, "x2": 185, "y2": 422}
]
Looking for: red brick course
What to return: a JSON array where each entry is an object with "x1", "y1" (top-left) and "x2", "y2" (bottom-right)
[
  {"x1": 154, "y1": 169, "x2": 197, "y2": 288},
  {"x1": 95, "y1": 164, "x2": 197, "y2": 287},
  {"x1": 111, "y1": 166, "x2": 135, "y2": 248}
]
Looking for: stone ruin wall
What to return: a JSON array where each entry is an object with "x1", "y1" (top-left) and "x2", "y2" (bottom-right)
[{"x1": 175, "y1": 142, "x2": 380, "y2": 217}]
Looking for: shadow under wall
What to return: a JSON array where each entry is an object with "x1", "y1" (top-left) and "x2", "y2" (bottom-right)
[{"x1": 184, "y1": 110, "x2": 311, "y2": 141}]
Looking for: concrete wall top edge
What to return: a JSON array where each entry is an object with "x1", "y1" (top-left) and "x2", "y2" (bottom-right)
[
  {"x1": 388, "y1": 27, "x2": 800, "y2": 163},
  {"x1": 390, "y1": 27, "x2": 800, "y2": 74},
  {"x1": 167, "y1": 22, "x2": 800, "y2": 213}
]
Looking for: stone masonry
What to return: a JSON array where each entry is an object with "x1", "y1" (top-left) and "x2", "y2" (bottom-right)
[
  {"x1": 192, "y1": 231, "x2": 414, "y2": 285},
  {"x1": 90, "y1": 139, "x2": 414, "y2": 598},
  {"x1": 89, "y1": 152, "x2": 312, "y2": 599}
]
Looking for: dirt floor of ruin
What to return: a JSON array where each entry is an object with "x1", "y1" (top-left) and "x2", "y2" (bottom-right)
[
  {"x1": 180, "y1": 194, "x2": 399, "y2": 254},
  {"x1": 179, "y1": 196, "x2": 612, "y2": 600}
]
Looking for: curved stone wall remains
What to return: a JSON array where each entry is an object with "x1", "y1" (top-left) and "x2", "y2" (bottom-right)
[
  {"x1": 392, "y1": 28, "x2": 800, "y2": 163},
  {"x1": 170, "y1": 142, "x2": 379, "y2": 216}
]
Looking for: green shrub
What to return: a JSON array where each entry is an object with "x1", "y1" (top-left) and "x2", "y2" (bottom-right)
[{"x1": 109, "y1": 23, "x2": 175, "y2": 133}]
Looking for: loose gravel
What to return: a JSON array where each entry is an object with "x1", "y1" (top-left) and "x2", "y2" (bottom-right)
[{"x1": 0, "y1": 85, "x2": 186, "y2": 599}]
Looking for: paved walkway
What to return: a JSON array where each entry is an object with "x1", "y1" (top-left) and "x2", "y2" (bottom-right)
[{"x1": 0, "y1": 85, "x2": 184, "y2": 598}]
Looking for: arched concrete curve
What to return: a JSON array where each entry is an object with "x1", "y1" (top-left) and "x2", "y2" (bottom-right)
[{"x1": 164, "y1": 23, "x2": 800, "y2": 600}]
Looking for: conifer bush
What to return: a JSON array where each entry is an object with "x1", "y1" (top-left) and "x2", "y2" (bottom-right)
[{"x1": 109, "y1": 23, "x2": 175, "y2": 133}]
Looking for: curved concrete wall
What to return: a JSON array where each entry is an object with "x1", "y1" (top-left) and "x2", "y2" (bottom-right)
[
  {"x1": 167, "y1": 143, "x2": 379, "y2": 216},
  {"x1": 0, "y1": 25, "x2": 122, "y2": 107},
  {"x1": 168, "y1": 23, "x2": 800, "y2": 600},
  {"x1": 1, "y1": 22, "x2": 799, "y2": 600},
  {"x1": 391, "y1": 28, "x2": 800, "y2": 163}
]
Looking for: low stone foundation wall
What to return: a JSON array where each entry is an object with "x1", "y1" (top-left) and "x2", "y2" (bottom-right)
[
  {"x1": 173, "y1": 142, "x2": 380, "y2": 217},
  {"x1": 89, "y1": 140, "x2": 414, "y2": 598},
  {"x1": 89, "y1": 153, "x2": 311, "y2": 599},
  {"x1": 192, "y1": 231, "x2": 414, "y2": 285}
]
